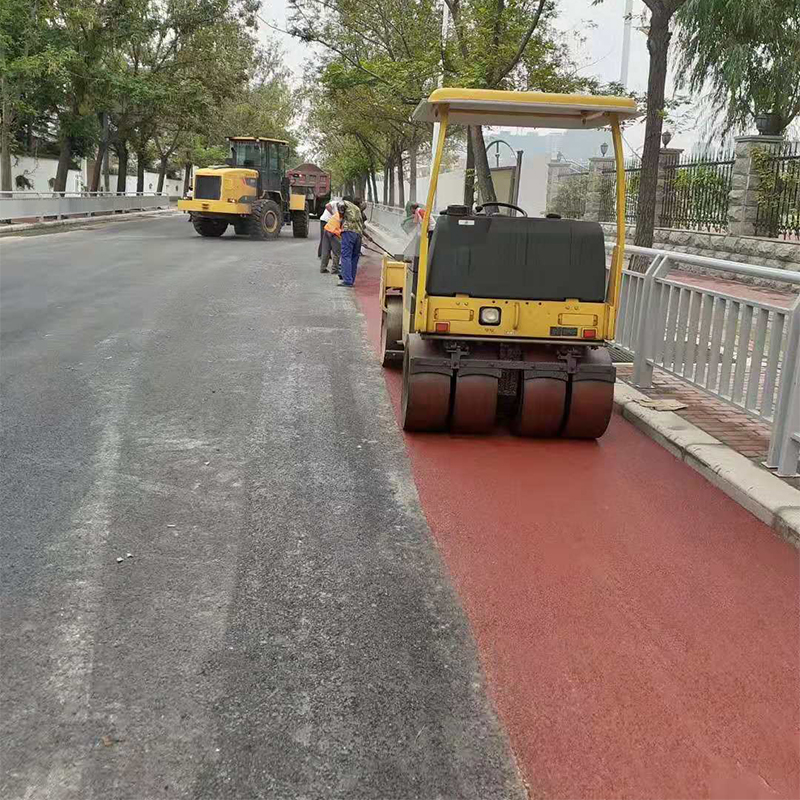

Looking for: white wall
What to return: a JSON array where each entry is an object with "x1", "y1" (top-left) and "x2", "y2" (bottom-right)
[
  {"x1": 10, "y1": 154, "x2": 184, "y2": 195},
  {"x1": 11, "y1": 155, "x2": 84, "y2": 193}
]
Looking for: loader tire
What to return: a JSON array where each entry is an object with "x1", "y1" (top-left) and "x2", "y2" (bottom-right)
[
  {"x1": 249, "y1": 199, "x2": 282, "y2": 240},
  {"x1": 233, "y1": 220, "x2": 249, "y2": 236},
  {"x1": 291, "y1": 208, "x2": 309, "y2": 238},
  {"x1": 192, "y1": 216, "x2": 228, "y2": 237}
]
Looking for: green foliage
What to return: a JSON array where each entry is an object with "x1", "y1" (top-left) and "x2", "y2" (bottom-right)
[
  {"x1": 751, "y1": 146, "x2": 800, "y2": 237},
  {"x1": 676, "y1": 0, "x2": 800, "y2": 133},
  {"x1": 549, "y1": 173, "x2": 588, "y2": 219}
]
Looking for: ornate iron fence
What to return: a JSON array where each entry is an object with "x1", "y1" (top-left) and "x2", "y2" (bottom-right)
[
  {"x1": 659, "y1": 150, "x2": 734, "y2": 232},
  {"x1": 754, "y1": 140, "x2": 800, "y2": 240},
  {"x1": 599, "y1": 158, "x2": 640, "y2": 223}
]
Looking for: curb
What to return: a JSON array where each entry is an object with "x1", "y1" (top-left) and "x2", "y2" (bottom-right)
[
  {"x1": 0, "y1": 207, "x2": 178, "y2": 237},
  {"x1": 614, "y1": 382, "x2": 800, "y2": 546}
]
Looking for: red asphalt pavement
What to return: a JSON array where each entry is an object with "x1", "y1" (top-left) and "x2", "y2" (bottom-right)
[{"x1": 352, "y1": 253, "x2": 800, "y2": 800}]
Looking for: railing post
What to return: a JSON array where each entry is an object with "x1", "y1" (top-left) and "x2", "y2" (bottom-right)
[
  {"x1": 631, "y1": 253, "x2": 670, "y2": 387},
  {"x1": 766, "y1": 297, "x2": 800, "y2": 476}
]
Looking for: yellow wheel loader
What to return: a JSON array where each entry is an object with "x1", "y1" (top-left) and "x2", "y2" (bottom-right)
[
  {"x1": 178, "y1": 137, "x2": 309, "y2": 239},
  {"x1": 379, "y1": 88, "x2": 639, "y2": 438}
]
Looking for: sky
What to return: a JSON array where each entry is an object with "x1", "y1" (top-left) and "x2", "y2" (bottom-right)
[{"x1": 256, "y1": 0, "x2": 697, "y2": 160}]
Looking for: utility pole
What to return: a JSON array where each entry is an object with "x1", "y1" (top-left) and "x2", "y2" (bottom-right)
[{"x1": 619, "y1": 0, "x2": 633, "y2": 88}]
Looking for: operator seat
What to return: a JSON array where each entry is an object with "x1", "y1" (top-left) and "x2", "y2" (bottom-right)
[{"x1": 426, "y1": 207, "x2": 606, "y2": 302}]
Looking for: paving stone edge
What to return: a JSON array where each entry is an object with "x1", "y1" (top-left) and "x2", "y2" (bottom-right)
[{"x1": 614, "y1": 382, "x2": 800, "y2": 547}]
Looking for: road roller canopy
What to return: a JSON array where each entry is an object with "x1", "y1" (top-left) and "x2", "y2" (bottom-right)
[{"x1": 412, "y1": 88, "x2": 639, "y2": 129}]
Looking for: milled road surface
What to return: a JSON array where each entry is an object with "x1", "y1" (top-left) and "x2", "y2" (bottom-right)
[{"x1": 0, "y1": 215, "x2": 525, "y2": 800}]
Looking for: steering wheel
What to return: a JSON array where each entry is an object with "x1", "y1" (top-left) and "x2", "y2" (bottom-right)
[{"x1": 474, "y1": 201, "x2": 528, "y2": 217}]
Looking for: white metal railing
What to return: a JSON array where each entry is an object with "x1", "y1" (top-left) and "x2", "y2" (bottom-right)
[
  {"x1": 365, "y1": 202, "x2": 800, "y2": 476},
  {"x1": 0, "y1": 191, "x2": 169, "y2": 222},
  {"x1": 610, "y1": 244, "x2": 800, "y2": 477}
]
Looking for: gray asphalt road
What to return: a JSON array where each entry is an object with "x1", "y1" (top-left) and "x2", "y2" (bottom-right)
[{"x1": 0, "y1": 214, "x2": 524, "y2": 800}]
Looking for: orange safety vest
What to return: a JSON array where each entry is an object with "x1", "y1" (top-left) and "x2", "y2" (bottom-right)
[{"x1": 324, "y1": 213, "x2": 342, "y2": 237}]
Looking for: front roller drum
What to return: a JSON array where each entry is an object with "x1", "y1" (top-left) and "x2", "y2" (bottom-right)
[
  {"x1": 451, "y1": 373, "x2": 499, "y2": 434},
  {"x1": 401, "y1": 342, "x2": 451, "y2": 432},
  {"x1": 380, "y1": 295, "x2": 404, "y2": 368},
  {"x1": 562, "y1": 348, "x2": 616, "y2": 439}
]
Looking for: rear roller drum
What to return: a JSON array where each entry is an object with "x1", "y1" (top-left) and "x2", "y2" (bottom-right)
[
  {"x1": 561, "y1": 379, "x2": 614, "y2": 439},
  {"x1": 561, "y1": 348, "x2": 615, "y2": 439},
  {"x1": 401, "y1": 352, "x2": 451, "y2": 432},
  {"x1": 451, "y1": 374, "x2": 498, "y2": 434},
  {"x1": 514, "y1": 377, "x2": 567, "y2": 437},
  {"x1": 380, "y1": 296, "x2": 403, "y2": 368}
]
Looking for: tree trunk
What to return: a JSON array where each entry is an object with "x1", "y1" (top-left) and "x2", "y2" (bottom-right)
[
  {"x1": 116, "y1": 141, "x2": 128, "y2": 194},
  {"x1": 90, "y1": 141, "x2": 106, "y2": 192},
  {"x1": 470, "y1": 126, "x2": 496, "y2": 205},
  {"x1": 157, "y1": 155, "x2": 168, "y2": 194},
  {"x1": 182, "y1": 162, "x2": 192, "y2": 195},
  {"x1": 396, "y1": 152, "x2": 405, "y2": 207},
  {"x1": 366, "y1": 174, "x2": 373, "y2": 202},
  {"x1": 634, "y1": 8, "x2": 671, "y2": 255},
  {"x1": 388, "y1": 159, "x2": 395, "y2": 206},
  {"x1": 409, "y1": 142, "x2": 417, "y2": 203},
  {"x1": 463, "y1": 127, "x2": 475, "y2": 207},
  {"x1": 370, "y1": 170, "x2": 378, "y2": 204},
  {"x1": 0, "y1": 75, "x2": 12, "y2": 193},
  {"x1": 382, "y1": 164, "x2": 389, "y2": 204},
  {"x1": 53, "y1": 134, "x2": 73, "y2": 194},
  {"x1": 90, "y1": 113, "x2": 109, "y2": 192},
  {"x1": 103, "y1": 145, "x2": 110, "y2": 192},
  {"x1": 136, "y1": 151, "x2": 146, "y2": 193}
]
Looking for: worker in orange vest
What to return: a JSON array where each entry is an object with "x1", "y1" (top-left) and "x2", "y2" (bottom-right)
[{"x1": 320, "y1": 208, "x2": 342, "y2": 275}]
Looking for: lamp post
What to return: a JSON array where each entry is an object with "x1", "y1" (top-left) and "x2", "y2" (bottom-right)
[{"x1": 485, "y1": 139, "x2": 523, "y2": 212}]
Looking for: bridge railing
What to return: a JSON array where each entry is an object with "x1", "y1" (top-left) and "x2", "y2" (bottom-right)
[
  {"x1": 611, "y1": 245, "x2": 800, "y2": 477},
  {"x1": 365, "y1": 202, "x2": 800, "y2": 476},
  {"x1": 0, "y1": 191, "x2": 170, "y2": 223}
]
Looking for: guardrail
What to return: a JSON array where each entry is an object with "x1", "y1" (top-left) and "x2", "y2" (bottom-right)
[
  {"x1": 0, "y1": 191, "x2": 169, "y2": 222},
  {"x1": 365, "y1": 202, "x2": 800, "y2": 476}
]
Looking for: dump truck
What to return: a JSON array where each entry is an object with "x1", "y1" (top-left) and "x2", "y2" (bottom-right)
[
  {"x1": 378, "y1": 88, "x2": 639, "y2": 438},
  {"x1": 286, "y1": 162, "x2": 331, "y2": 218},
  {"x1": 178, "y1": 137, "x2": 308, "y2": 239}
]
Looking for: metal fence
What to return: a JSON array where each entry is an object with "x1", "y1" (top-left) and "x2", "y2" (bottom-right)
[
  {"x1": 611, "y1": 244, "x2": 800, "y2": 477},
  {"x1": 754, "y1": 140, "x2": 800, "y2": 240},
  {"x1": 660, "y1": 150, "x2": 734, "y2": 232},
  {"x1": 0, "y1": 191, "x2": 169, "y2": 223},
  {"x1": 599, "y1": 157, "x2": 640, "y2": 224}
]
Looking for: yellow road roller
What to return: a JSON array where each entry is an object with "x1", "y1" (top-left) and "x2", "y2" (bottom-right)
[{"x1": 379, "y1": 88, "x2": 639, "y2": 437}]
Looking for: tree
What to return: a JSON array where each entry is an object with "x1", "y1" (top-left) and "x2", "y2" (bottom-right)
[
  {"x1": 595, "y1": 0, "x2": 689, "y2": 251},
  {"x1": 675, "y1": 0, "x2": 800, "y2": 135},
  {"x1": 0, "y1": 0, "x2": 68, "y2": 191}
]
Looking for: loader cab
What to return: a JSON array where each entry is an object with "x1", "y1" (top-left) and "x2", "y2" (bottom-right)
[{"x1": 227, "y1": 136, "x2": 288, "y2": 196}]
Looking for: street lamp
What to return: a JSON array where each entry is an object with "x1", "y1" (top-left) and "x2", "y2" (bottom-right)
[
  {"x1": 662, "y1": 130, "x2": 673, "y2": 147},
  {"x1": 600, "y1": 142, "x2": 609, "y2": 157}
]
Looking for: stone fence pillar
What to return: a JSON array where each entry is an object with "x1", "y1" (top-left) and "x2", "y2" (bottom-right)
[
  {"x1": 546, "y1": 158, "x2": 572, "y2": 212},
  {"x1": 584, "y1": 156, "x2": 615, "y2": 221},
  {"x1": 729, "y1": 135, "x2": 784, "y2": 237}
]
